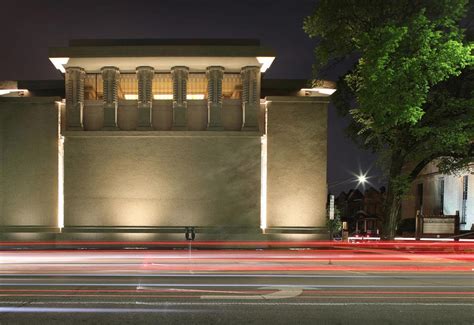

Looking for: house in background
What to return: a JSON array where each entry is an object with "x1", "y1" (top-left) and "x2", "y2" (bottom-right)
[
  {"x1": 335, "y1": 187, "x2": 385, "y2": 234},
  {"x1": 401, "y1": 162, "x2": 473, "y2": 231}
]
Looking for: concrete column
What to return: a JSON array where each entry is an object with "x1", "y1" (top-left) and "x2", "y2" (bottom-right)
[
  {"x1": 136, "y1": 66, "x2": 154, "y2": 128},
  {"x1": 65, "y1": 67, "x2": 85, "y2": 130},
  {"x1": 241, "y1": 66, "x2": 260, "y2": 131},
  {"x1": 265, "y1": 96, "x2": 329, "y2": 229},
  {"x1": 101, "y1": 66, "x2": 120, "y2": 128},
  {"x1": 206, "y1": 66, "x2": 224, "y2": 130},
  {"x1": 171, "y1": 66, "x2": 189, "y2": 130}
]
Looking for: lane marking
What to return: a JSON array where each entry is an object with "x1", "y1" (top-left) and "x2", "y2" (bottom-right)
[
  {"x1": 201, "y1": 286, "x2": 305, "y2": 300},
  {"x1": 0, "y1": 302, "x2": 473, "y2": 309}
]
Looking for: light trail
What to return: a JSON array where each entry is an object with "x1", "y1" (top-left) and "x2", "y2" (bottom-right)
[
  {"x1": 1, "y1": 274, "x2": 472, "y2": 278},
  {"x1": 1, "y1": 289, "x2": 473, "y2": 295},
  {"x1": 0, "y1": 283, "x2": 471, "y2": 288},
  {"x1": 1, "y1": 240, "x2": 473, "y2": 248}
]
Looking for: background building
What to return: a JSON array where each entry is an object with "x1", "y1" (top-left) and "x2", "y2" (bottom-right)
[
  {"x1": 0, "y1": 39, "x2": 334, "y2": 241},
  {"x1": 401, "y1": 162, "x2": 473, "y2": 231},
  {"x1": 335, "y1": 187, "x2": 385, "y2": 235}
]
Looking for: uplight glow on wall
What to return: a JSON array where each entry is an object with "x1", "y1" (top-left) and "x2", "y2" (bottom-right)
[
  {"x1": 0, "y1": 89, "x2": 28, "y2": 96},
  {"x1": 260, "y1": 102, "x2": 269, "y2": 231},
  {"x1": 153, "y1": 94, "x2": 205, "y2": 100},
  {"x1": 260, "y1": 135, "x2": 268, "y2": 231},
  {"x1": 56, "y1": 101, "x2": 65, "y2": 230},
  {"x1": 300, "y1": 88, "x2": 337, "y2": 96}
]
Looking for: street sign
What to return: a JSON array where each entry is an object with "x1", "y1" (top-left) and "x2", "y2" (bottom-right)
[{"x1": 329, "y1": 195, "x2": 334, "y2": 220}]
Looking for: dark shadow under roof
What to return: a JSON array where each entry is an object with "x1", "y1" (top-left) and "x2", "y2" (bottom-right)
[{"x1": 69, "y1": 39, "x2": 262, "y2": 47}]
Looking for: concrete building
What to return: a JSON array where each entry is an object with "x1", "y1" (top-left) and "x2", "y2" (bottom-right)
[
  {"x1": 0, "y1": 39, "x2": 335, "y2": 241},
  {"x1": 401, "y1": 162, "x2": 474, "y2": 231}
]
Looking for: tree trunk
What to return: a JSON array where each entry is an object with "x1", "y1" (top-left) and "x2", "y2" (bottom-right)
[
  {"x1": 382, "y1": 189, "x2": 401, "y2": 240},
  {"x1": 381, "y1": 153, "x2": 404, "y2": 240}
]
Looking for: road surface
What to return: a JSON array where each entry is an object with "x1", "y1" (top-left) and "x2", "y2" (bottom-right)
[{"x1": 0, "y1": 241, "x2": 472, "y2": 324}]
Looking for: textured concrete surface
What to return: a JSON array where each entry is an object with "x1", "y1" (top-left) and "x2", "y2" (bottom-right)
[
  {"x1": 265, "y1": 97, "x2": 328, "y2": 228},
  {"x1": 64, "y1": 133, "x2": 261, "y2": 227},
  {"x1": 0, "y1": 97, "x2": 59, "y2": 226}
]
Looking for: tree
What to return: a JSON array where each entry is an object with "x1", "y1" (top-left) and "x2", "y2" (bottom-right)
[
  {"x1": 326, "y1": 207, "x2": 342, "y2": 240},
  {"x1": 304, "y1": 0, "x2": 473, "y2": 239}
]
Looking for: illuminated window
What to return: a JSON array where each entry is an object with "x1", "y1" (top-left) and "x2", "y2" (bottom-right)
[
  {"x1": 120, "y1": 73, "x2": 138, "y2": 100},
  {"x1": 84, "y1": 74, "x2": 103, "y2": 100},
  {"x1": 223, "y1": 74, "x2": 242, "y2": 99},
  {"x1": 153, "y1": 73, "x2": 173, "y2": 100},
  {"x1": 188, "y1": 73, "x2": 207, "y2": 100},
  {"x1": 84, "y1": 72, "x2": 244, "y2": 101}
]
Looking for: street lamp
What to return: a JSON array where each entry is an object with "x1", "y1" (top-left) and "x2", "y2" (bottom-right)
[
  {"x1": 357, "y1": 173, "x2": 368, "y2": 185},
  {"x1": 328, "y1": 172, "x2": 371, "y2": 189}
]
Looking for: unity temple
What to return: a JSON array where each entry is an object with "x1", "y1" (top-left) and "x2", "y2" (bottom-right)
[{"x1": 0, "y1": 39, "x2": 334, "y2": 240}]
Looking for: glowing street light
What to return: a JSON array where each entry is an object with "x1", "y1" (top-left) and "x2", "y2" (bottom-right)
[{"x1": 357, "y1": 174, "x2": 368, "y2": 185}]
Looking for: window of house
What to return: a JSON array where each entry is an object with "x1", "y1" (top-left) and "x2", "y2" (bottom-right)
[
  {"x1": 461, "y1": 175, "x2": 468, "y2": 224},
  {"x1": 439, "y1": 177, "x2": 444, "y2": 215},
  {"x1": 416, "y1": 183, "x2": 424, "y2": 215}
]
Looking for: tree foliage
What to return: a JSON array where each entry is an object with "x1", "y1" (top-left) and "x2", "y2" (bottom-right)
[{"x1": 304, "y1": 0, "x2": 473, "y2": 239}]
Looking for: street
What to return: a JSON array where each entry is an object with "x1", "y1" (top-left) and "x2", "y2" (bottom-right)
[{"x1": 0, "y1": 241, "x2": 472, "y2": 324}]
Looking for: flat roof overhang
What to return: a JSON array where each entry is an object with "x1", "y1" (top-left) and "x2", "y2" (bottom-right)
[{"x1": 49, "y1": 43, "x2": 276, "y2": 73}]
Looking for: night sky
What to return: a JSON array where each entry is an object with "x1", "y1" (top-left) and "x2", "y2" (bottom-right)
[{"x1": 0, "y1": 0, "x2": 383, "y2": 194}]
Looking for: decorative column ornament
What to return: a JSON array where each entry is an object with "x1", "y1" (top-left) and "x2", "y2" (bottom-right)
[
  {"x1": 171, "y1": 66, "x2": 189, "y2": 129},
  {"x1": 65, "y1": 67, "x2": 85, "y2": 129},
  {"x1": 136, "y1": 66, "x2": 154, "y2": 128},
  {"x1": 206, "y1": 66, "x2": 224, "y2": 130},
  {"x1": 241, "y1": 66, "x2": 261, "y2": 130},
  {"x1": 101, "y1": 66, "x2": 120, "y2": 128}
]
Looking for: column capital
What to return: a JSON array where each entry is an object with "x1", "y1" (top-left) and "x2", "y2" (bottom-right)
[
  {"x1": 171, "y1": 66, "x2": 189, "y2": 129},
  {"x1": 206, "y1": 66, "x2": 225, "y2": 74},
  {"x1": 101, "y1": 66, "x2": 120, "y2": 74},
  {"x1": 66, "y1": 66, "x2": 85, "y2": 73},
  {"x1": 136, "y1": 66, "x2": 154, "y2": 128},
  {"x1": 241, "y1": 66, "x2": 261, "y2": 130},
  {"x1": 65, "y1": 67, "x2": 86, "y2": 130},
  {"x1": 101, "y1": 66, "x2": 120, "y2": 128},
  {"x1": 206, "y1": 66, "x2": 225, "y2": 130},
  {"x1": 136, "y1": 65, "x2": 155, "y2": 71},
  {"x1": 171, "y1": 66, "x2": 190, "y2": 74}
]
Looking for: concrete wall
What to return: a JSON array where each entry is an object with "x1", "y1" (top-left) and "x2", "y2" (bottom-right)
[
  {"x1": 265, "y1": 96, "x2": 328, "y2": 228},
  {"x1": 63, "y1": 132, "x2": 261, "y2": 227},
  {"x1": 0, "y1": 97, "x2": 59, "y2": 227}
]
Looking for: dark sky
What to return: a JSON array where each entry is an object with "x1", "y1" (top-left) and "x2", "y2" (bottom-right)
[{"x1": 0, "y1": 0, "x2": 383, "y2": 194}]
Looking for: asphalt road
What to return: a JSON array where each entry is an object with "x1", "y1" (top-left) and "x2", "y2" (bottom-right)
[{"x1": 0, "y1": 243, "x2": 472, "y2": 324}]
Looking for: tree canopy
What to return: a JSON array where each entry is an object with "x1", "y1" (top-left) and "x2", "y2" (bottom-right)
[{"x1": 304, "y1": 0, "x2": 473, "y2": 238}]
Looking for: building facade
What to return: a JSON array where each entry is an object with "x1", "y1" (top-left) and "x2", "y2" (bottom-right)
[
  {"x1": 0, "y1": 39, "x2": 334, "y2": 240},
  {"x1": 401, "y1": 162, "x2": 474, "y2": 231},
  {"x1": 335, "y1": 187, "x2": 385, "y2": 234}
]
